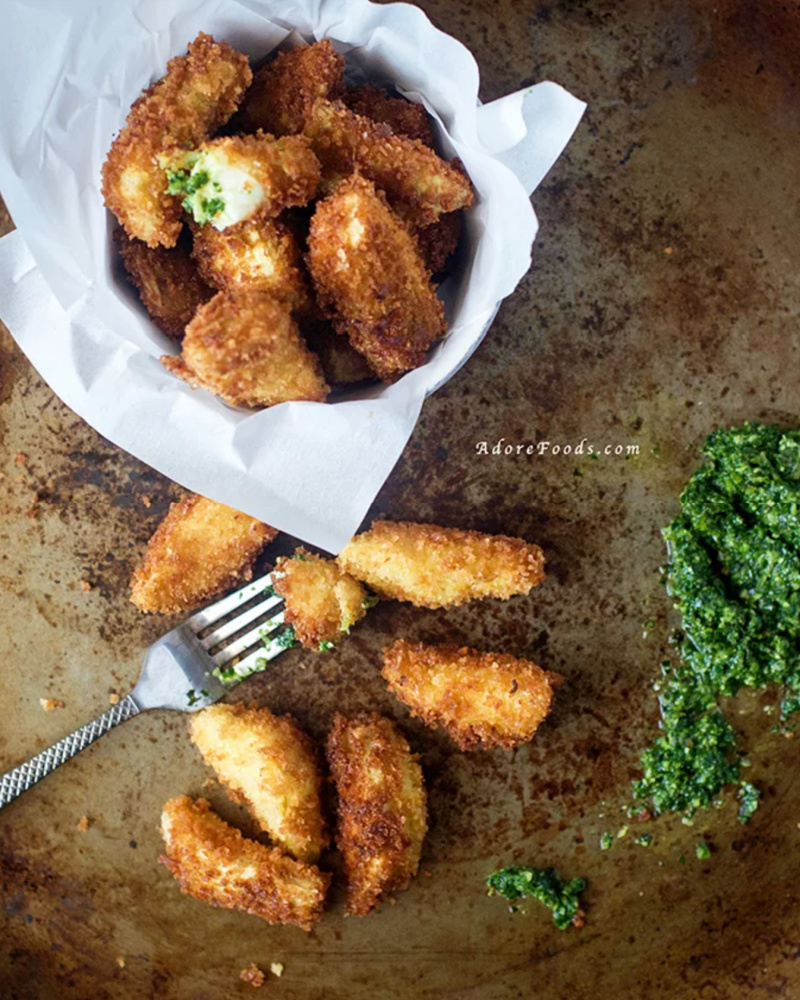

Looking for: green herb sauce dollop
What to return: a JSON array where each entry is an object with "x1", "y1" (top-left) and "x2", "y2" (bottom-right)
[
  {"x1": 634, "y1": 422, "x2": 800, "y2": 819},
  {"x1": 486, "y1": 866, "x2": 587, "y2": 930}
]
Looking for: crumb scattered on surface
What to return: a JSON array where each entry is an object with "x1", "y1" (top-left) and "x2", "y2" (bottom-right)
[
  {"x1": 202, "y1": 777, "x2": 216, "y2": 789},
  {"x1": 76, "y1": 816, "x2": 90, "y2": 832},
  {"x1": 116, "y1": 955, "x2": 126, "y2": 969},
  {"x1": 109, "y1": 692, "x2": 120, "y2": 705},
  {"x1": 270, "y1": 962, "x2": 284, "y2": 978},
  {"x1": 14, "y1": 452, "x2": 28, "y2": 466},
  {"x1": 142, "y1": 496, "x2": 152, "y2": 508},
  {"x1": 80, "y1": 580, "x2": 93, "y2": 593},
  {"x1": 240, "y1": 964, "x2": 265, "y2": 987},
  {"x1": 40, "y1": 698, "x2": 65, "y2": 712}
]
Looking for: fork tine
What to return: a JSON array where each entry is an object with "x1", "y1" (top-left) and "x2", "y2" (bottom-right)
[
  {"x1": 212, "y1": 610, "x2": 286, "y2": 667},
  {"x1": 223, "y1": 637, "x2": 289, "y2": 681},
  {"x1": 199, "y1": 594, "x2": 283, "y2": 650},
  {"x1": 185, "y1": 573, "x2": 275, "y2": 632}
]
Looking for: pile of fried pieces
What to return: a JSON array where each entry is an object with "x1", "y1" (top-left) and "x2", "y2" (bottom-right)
[
  {"x1": 130, "y1": 494, "x2": 558, "y2": 928},
  {"x1": 103, "y1": 33, "x2": 475, "y2": 403}
]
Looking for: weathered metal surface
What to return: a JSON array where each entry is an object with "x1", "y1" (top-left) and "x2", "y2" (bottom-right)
[{"x1": 1, "y1": 1, "x2": 800, "y2": 997}]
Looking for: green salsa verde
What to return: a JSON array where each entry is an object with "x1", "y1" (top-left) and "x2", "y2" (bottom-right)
[
  {"x1": 486, "y1": 866, "x2": 587, "y2": 930},
  {"x1": 634, "y1": 421, "x2": 800, "y2": 819}
]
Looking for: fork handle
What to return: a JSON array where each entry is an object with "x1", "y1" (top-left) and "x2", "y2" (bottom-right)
[{"x1": 0, "y1": 694, "x2": 140, "y2": 810}]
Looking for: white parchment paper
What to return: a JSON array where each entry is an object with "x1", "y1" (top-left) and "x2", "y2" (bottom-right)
[{"x1": 0, "y1": 0, "x2": 585, "y2": 552}]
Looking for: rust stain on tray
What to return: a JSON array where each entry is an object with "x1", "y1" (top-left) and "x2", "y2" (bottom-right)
[{"x1": 2, "y1": 1, "x2": 800, "y2": 998}]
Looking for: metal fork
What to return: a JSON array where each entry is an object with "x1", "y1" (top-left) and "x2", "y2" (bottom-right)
[{"x1": 0, "y1": 572, "x2": 293, "y2": 810}]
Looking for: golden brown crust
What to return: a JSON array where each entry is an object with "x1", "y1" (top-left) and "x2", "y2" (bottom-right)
[
  {"x1": 165, "y1": 290, "x2": 329, "y2": 408},
  {"x1": 343, "y1": 84, "x2": 435, "y2": 147},
  {"x1": 190, "y1": 218, "x2": 312, "y2": 313},
  {"x1": 382, "y1": 640, "x2": 560, "y2": 751},
  {"x1": 189, "y1": 703, "x2": 327, "y2": 863},
  {"x1": 337, "y1": 520, "x2": 546, "y2": 609},
  {"x1": 303, "y1": 99, "x2": 473, "y2": 227},
  {"x1": 273, "y1": 548, "x2": 367, "y2": 649},
  {"x1": 159, "y1": 796, "x2": 329, "y2": 930},
  {"x1": 414, "y1": 211, "x2": 462, "y2": 275},
  {"x1": 101, "y1": 33, "x2": 252, "y2": 247},
  {"x1": 130, "y1": 494, "x2": 276, "y2": 614},
  {"x1": 237, "y1": 40, "x2": 346, "y2": 136},
  {"x1": 326, "y1": 714, "x2": 427, "y2": 917},
  {"x1": 301, "y1": 319, "x2": 375, "y2": 386},
  {"x1": 307, "y1": 175, "x2": 445, "y2": 381},
  {"x1": 114, "y1": 228, "x2": 213, "y2": 338}
]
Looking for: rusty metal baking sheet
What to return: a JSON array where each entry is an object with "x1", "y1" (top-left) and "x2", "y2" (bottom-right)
[{"x1": 2, "y1": 1, "x2": 800, "y2": 997}]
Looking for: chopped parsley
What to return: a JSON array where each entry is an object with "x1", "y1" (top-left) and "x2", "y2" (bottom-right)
[
  {"x1": 599, "y1": 832, "x2": 614, "y2": 850},
  {"x1": 318, "y1": 640, "x2": 335, "y2": 652},
  {"x1": 275, "y1": 625, "x2": 296, "y2": 649},
  {"x1": 486, "y1": 866, "x2": 586, "y2": 930},
  {"x1": 737, "y1": 781, "x2": 760, "y2": 823},
  {"x1": 263, "y1": 583, "x2": 277, "y2": 598},
  {"x1": 200, "y1": 196, "x2": 225, "y2": 219},
  {"x1": 635, "y1": 833, "x2": 653, "y2": 847},
  {"x1": 696, "y1": 841, "x2": 711, "y2": 860},
  {"x1": 362, "y1": 593, "x2": 380, "y2": 610}
]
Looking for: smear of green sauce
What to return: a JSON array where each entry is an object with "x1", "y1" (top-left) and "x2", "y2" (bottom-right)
[
  {"x1": 486, "y1": 866, "x2": 587, "y2": 930},
  {"x1": 634, "y1": 422, "x2": 800, "y2": 820}
]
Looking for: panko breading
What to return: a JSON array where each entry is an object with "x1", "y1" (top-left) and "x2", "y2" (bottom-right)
[
  {"x1": 337, "y1": 521, "x2": 546, "y2": 609},
  {"x1": 130, "y1": 494, "x2": 276, "y2": 614},
  {"x1": 102, "y1": 33, "x2": 252, "y2": 247},
  {"x1": 307, "y1": 176, "x2": 445, "y2": 381},
  {"x1": 414, "y1": 210, "x2": 462, "y2": 275},
  {"x1": 273, "y1": 548, "x2": 367, "y2": 650},
  {"x1": 190, "y1": 217, "x2": 312, "y2": 313},
  {"x1": 237, "y1": 40, "x2": 345, "y2": 136},
  {"x1": 114, "y1": 228, "x2": 213, "y2": 338},
  {"x1": 326, "y1": 714, "x2": 427, "y2": 917},
  {"x1": 382, "y1": 640, "x2": 561, "y2": 751},
  {"x1": 189, "y1": 703, "x2": 327, "y2": 863},
  {"x1": 163, "y1": 290, "x2": 329, "y2": 408},
  {"x1": 159, "y1": 796, "x2": 329, "y2": 930},
  {"x1": 302, "y1": 320, "x2": 374, "y2": 386},
  {"x1": 303, "y1": 99, "x2": 473, "y2": 227},
  {"x1": 162, "y1": 133, "x2": 320, "y2": 231},
  {"x1": 343, "y1": 84, "x2": 435, "y2": 148}
]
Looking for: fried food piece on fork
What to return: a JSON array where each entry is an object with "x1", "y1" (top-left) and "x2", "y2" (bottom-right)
[
  {"x1": 130, "y1": 494, "x2": 276, "y2": 614},
  {"x1": 190, "y1": 217, "x2": 312, "y2": 313},
  {"x1": 382, "y1": 640, "x2": 561, "y2": 751},
  {"x1": 272, "y1": 548, "x2": 368, "y2": 650},
  {"x1": 326, "y1": 714, "x2": 427, "y2": 916},
  {"x1": 162, "y1": 133, "x2": 320, "y2": 231},
  {"x1": 114, "y1": 227, "x2": 213, "y2": 337},
  {"x1": 160, "y1": 796, "x2": 329, "y2": 930},
  {"x1": 236, "y1": 40, "x2": 346, "y2": 136},
  {"x1": 102, "y1": 33, "x2": 252, "y2": 247},
  {"x1": 162, "y1": 290, "x2": 329, "y2": 408},
  {"x1": 337, "y1": 520, "x2": 546, "y2": 609},
  {"x1": 189, "y1": 703, "x2": 328, "y2": 863},
  {"x1": 303, "y1": 99, "x2": 473, "y2": 227},
  {"x1": 307, "y1": 175, "x2": 445, "y2": 381}
]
